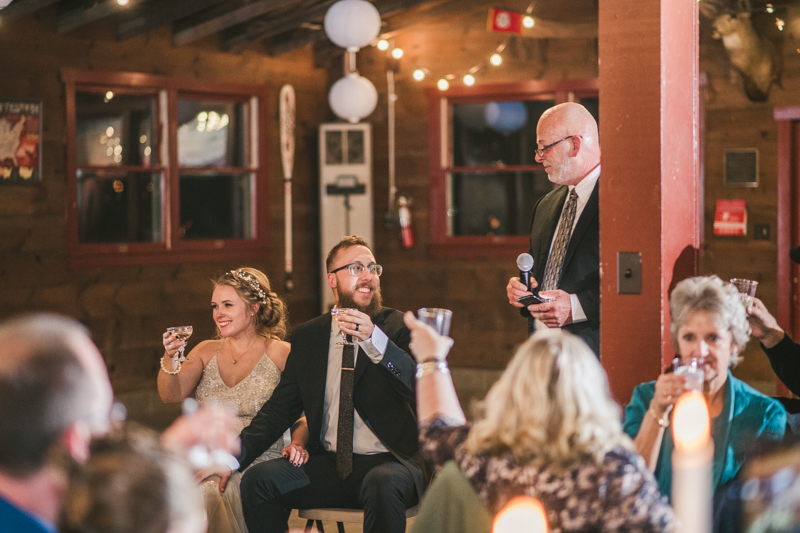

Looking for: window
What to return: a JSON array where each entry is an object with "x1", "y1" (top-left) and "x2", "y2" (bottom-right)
[
  {"x1": 63, "y1": 69, "x2": 270, "y2": 267},
  {"x1": 428, "y1": 79, "x2": 598, "y2": 257}
]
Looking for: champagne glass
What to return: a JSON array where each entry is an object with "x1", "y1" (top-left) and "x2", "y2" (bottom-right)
[
  {"x1": 166, "y1": 325, "x2": 193, "y2": 362},
  {"x1": 730, "y1": 278, "x2": 758, "y2": 312},
  {"x1": 331, "y1": 308, "x2": 355, "y2": 345}
]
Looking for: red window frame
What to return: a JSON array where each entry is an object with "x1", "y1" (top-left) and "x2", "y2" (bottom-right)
[
  {"x1": 427, "y1": 79, "x2": 598, "y2": 258},
  {"x1": 63, "y1": 68, "x2": 270, "y2": 268}
]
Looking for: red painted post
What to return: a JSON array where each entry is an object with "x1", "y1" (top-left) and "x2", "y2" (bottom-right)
[{"x1": 598, "y1": 0, "x2": 700, "y2": 405}]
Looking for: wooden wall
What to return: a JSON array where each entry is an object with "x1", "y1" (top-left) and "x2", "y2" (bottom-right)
[
  {"x1": 700, "y1": 19, "x2": 800, "y2": 395},
  {"x1": 0, "y1": 9, "x2": 331, "y2": 425}
]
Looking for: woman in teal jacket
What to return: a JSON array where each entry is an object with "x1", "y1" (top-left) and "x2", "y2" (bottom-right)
[{"x1": 623, "y1": 276, "x2": 786, "y2": 501}]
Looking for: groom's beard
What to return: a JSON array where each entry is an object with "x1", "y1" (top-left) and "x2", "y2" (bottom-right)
[{"x1": 337, "y1": 285, "x2": 383, "y2": 317}]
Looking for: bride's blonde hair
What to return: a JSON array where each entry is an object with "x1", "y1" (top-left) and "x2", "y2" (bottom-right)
[{"x1": 465, "y1": 330, "x2": 632, "y2": 473}]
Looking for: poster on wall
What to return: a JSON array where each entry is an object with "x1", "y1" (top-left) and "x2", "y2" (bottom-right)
[{"x1": 0, "y1": 100, "x2": 41, "y2": 184}]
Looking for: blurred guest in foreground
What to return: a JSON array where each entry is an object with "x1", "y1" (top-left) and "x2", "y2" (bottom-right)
[
  {"x1": 405, "y1": 313, "x2": 675, "y2": 532},
  {"x1": 158, "y1": 267, "x2": 308, "y2": 533},
  {"x1": 624, "y1": 276, "x2": 786, "y2": 501},
  {"x1": 61, "y1": 426, "x2": 204, "y2": 533},
  {"x1": 0, "y1": 313, "x2": 239, "y2": 533}
]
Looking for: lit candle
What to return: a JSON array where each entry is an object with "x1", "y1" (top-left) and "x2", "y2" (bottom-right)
[
  {"x1": 672, "y1": 392, "x2": 713, "y2": 533},
  {"x1": 493, "y1": 496, "x2": 547, "y2": 533}
]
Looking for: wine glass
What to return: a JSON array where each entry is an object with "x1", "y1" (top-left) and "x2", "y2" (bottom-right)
[
  {"x1": 166, "y1": 325, "x2": 193, "y2": 362},
  {"x1": 331, "y1": 308, "x2": 355, "y2": 345}
]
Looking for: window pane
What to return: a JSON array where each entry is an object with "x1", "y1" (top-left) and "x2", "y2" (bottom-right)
[
  {"x1": 77, "y1": 170, "x2": 162, "y2": 243},
  {"x1": 452, "y1": 99, "x2": 554, "y2": 167},
  {"x1": 177, "y1": 99, "x2": 247, "y2": 167},
  {"x1": 325, "y1": 130, "x2": 343, "y2": 165},
  {"x1": 448, "y1": 170, "x2": 552, "y2": 236},
  {"x1": 76, "y1": 92, "x2": 155, "y2": 167},
  {"x1": 579, "y1": 97, "x2": 599, "y2": 126},
  {"x1": 179, "y1": 173, "x2": 252, "y2": 240},
  {"x1": 347, "y1": 130, "x2": 364, "y2": 164}
]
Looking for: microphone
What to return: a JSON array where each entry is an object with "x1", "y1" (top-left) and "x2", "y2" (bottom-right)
[{"x1": 517, "y1": 253, "x2": 534, "y2": 291}]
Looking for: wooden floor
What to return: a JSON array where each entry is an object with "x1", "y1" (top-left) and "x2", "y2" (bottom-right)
[{"x1": 287, "y1": 509, "x2": 416, "y2": 532}]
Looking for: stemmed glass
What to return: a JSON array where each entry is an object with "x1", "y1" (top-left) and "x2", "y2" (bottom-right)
[
  {"x1": 166, "y1": 326, "x2": 193, "y2": 362},
  {"x1": 331, "y1": 308, "x2": 355, "y2": 346}
]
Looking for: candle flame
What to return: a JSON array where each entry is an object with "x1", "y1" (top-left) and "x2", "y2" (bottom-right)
[
  {"x1": 672, "y1": 391, "x2": 710, "y2": 452},
  {"x1": 493, "y1": 496, "x2": 547, "y2": 533}
]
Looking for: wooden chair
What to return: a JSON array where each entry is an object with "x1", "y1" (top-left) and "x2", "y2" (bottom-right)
[{"x1": 299, "y1": 505, "x2": 419, "y2": 533}]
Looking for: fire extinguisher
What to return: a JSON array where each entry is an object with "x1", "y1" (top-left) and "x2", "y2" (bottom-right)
[{"x1": 398, "y1": 195, "x2": 414, "y2": 248}]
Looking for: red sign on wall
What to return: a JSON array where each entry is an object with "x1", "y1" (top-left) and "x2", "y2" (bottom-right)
[
  {"x1": 487, "y1": 9, "x2": 523, "y2": 34},
  {"x1": 713, "y1": 199, "x2": 747, "y2": 236}
]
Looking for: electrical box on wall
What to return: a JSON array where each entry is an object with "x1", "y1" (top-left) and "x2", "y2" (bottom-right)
[{"x1": 319, "y1": 123, "x2": 373, "y2": 313}]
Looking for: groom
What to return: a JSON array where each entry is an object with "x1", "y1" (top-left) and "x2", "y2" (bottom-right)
[{"x1": 236, "y1": 236, "x2": 423, "y2": 533}]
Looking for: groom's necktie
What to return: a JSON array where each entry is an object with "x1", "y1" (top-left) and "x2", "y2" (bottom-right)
[
  {"x1": 541, "y1": 189, "x2": 578, "y2": 291},
  {"x1": 336, "y1": 336, "x2": 355, "y2": 478}
]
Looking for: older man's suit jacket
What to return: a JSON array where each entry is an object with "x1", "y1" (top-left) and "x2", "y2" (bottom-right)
[
  {"x1": 526, "y1": 179, "x2": 600, "y2": 356},
  {"x1": 238, "y1": 307, "x2": 425, "y2": 497}
]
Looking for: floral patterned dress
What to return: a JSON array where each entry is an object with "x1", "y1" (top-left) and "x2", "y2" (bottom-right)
[{"x1": 420, "y1": 421, "x2": 676, "y2": 533}]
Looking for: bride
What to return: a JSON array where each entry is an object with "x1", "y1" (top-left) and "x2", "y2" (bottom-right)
[{"x1": 158, "y1": 267, "x2": 308, "y2": 533}]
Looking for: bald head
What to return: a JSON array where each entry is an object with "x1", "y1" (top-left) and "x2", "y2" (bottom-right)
[
  {"x1": 536, "y1": 102, "x2": 601, "y2": 186},
  {"x1": 0, "y1": 314, "x2": 112, "y2": 477}
]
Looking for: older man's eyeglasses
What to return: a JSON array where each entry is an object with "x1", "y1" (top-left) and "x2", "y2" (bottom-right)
[
  {"x1": 330, "y1": 262, "x2": 383, "y2": 277},
  {"x1": 534, "y1": 135, "x2": 576, "y2": 158}
]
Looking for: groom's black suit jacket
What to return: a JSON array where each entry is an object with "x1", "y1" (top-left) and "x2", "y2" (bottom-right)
[
  {"x1": 525, "y1": 179, "x2": 600, "y2": 356},
  {"x1": 238, "y1": 307, "x2": 425, "y2": 497}
]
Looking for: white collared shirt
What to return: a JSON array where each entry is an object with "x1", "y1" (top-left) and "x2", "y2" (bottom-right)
[
  {"x1": 541, "y1": 164, "x2": 601, "y2": 325},
  {"x1": 321, "y1": 313, "x2": 389, "y2": 454}
]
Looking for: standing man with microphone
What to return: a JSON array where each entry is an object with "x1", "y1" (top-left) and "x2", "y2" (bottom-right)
[{"x1": 506, "y1": 102, "x2": 601, "y2": 356}]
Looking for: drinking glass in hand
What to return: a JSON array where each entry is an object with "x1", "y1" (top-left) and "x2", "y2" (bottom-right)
[
  {"x1": 166, "y1": 326, "x2": 193, "y2": 362},
  {"x1": 417, "y1": 308, "x2": 453, "y2": 336},
  {"x1": 673, "y1": 357, "x2": 704, "y2": 393},
  {"x1": 730, "y1": 278, "x2": 758, "y2": 312},
  {"x1": 331, "y1": 308, "x2": 355, "y2": 345}
]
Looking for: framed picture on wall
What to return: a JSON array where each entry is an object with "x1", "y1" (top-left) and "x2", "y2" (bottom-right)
[
  {"x1": 724, "y1": 149, "x2": 758, "y2": 188},
  {"x1": 0, "y1": 99, "x2": 42, "y2": 185}
]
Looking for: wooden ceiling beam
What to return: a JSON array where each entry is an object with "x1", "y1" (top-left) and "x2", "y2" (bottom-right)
[
  {"x1": 224, "y1": 0, "x2": 436, "y2": 53},
  {"x1": 117, "y1": 0, "x2": 226, "y2": 41},
  {"x1": 58, "y1": 0, "x2": 140, "y2": 34},
  {"x1": 267, "y1": 29, "x2": 328, "y2": 57},
  {"x1": 0, "y1": 0, "x2": 59, "y2": 23},
  {"x1": 172, "y1": 0, "x2": 303, "y2": 46},
  {"x1": 222, "y1": 0, "x2": 338, "y2": 51}
]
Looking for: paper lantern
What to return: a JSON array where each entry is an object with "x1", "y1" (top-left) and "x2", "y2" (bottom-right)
[
  {"x1": 485, "y1": 101, "x2": 528, "y2": 134},
  {"x1": 329, "y1": 73, "x2": 378, "y2": 123},
  {"x1": 324, "y1": 0, "x2": 381, "y2": 52}
]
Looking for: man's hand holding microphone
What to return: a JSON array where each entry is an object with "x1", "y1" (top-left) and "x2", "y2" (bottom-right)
[{"x1": 506, "y1": 253, "x2": 572, "y2": 328}]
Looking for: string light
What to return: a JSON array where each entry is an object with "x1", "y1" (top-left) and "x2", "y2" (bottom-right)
[
  {"x1": 408, "y1": 3, "x2": 533, "y2": 88},
  {"x1": 776, "y1": 17, "x2": 785, "y2": 30},
  {"x1": 104, "y1": 91, "x2": 114, "y2": 102},
  {"x1": 116, "y1": 0, "x2": 129, "y2": 5},
  {"x1": 377, "y1": 39, "x2": 389, "y2": 51},
  {"x1": 766, "y1": 3, "x2": 774, "y2": 13},
  {"x1": 391, "y1": 47, "x2": 404, "y2": 59}
]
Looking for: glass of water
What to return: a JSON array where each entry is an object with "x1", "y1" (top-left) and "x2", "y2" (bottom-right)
[{"x1": 673, "y1": 357, "x2": 705, "y2": 393}]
